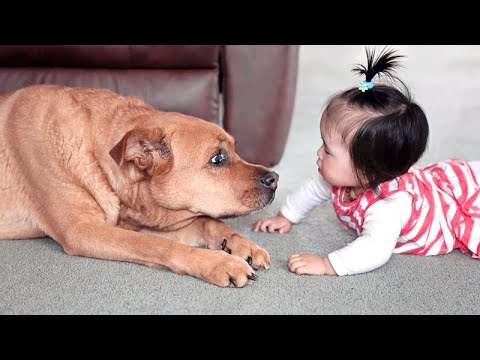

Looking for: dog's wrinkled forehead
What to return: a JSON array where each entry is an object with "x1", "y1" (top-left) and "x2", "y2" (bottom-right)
[
  {"x1": 213, "y1": 125, "x2": 235, "y2": 145},
  {"x1": 174, "y1": 122, "x2": 235, "y2": 147},
  {"x1": 201, "y1": 122, "x2": 234, "y2": 141},
  {"x1": 207, "y1": 130, "x2": 235, "y2": 152}
]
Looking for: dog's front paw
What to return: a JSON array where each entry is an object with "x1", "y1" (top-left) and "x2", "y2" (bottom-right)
[
  {"x1": 203, "y1": 251, "x2": 258, "y2": 288},
  {"x1": 221, "y1": 235, "x2": 270, "y2": 271}
]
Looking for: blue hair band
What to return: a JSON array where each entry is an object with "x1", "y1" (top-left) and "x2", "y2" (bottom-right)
[{"x1": 358, "y1": 80, "x2": 374, "y2": 92}]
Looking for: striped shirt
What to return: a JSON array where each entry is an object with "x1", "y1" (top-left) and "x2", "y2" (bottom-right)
[{"x1": 332, "y1": 158, "x2": 480, "y2": 257}]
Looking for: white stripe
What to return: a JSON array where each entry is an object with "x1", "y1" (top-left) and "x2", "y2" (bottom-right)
[
  {"x1": 359, "y1": 197, "x2": 368, "y2": 210},
  {"x1": 436, "y1": 196, "x2": 457, "y2": 253},
  {"x1": 388, "y1": 180, "x2": 399, "y2": 192},
  {"x1": 339, "y1": 214, "x2": 357, "y2": 231},
  {"x1": 426, "y1": 234, "x2": 445, "y2": 255},
  {"x1": 457, "y1": 221, "x2": 466, "y2": 241}
]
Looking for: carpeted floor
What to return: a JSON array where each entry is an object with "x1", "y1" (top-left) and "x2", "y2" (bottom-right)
[{"x1": 1, "y1": 45, "x2": 480, "y2": 314}]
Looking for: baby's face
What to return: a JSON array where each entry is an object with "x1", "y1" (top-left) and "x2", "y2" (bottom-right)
[{"x1": 317, "y1": 119, "x2": 359, "y2": 188}]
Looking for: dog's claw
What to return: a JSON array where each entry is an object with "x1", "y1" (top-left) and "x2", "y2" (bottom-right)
[
  {"x1": 246, "y1": 256, "x2": 252, "y2": 265},
  {"x1": 221, "y1": 238, "x2": 232, "y2": 254},
  {"x1": 229, "y1": 277, "x2": 237, "y2": 287},
  {"x1": 247, "y1": 273, "x2": 258, "y2": 281}
]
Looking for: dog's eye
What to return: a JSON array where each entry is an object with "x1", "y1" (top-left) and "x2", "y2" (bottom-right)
[{"x1": 209, "y1": 149, "x2": 228, "y2": 166}]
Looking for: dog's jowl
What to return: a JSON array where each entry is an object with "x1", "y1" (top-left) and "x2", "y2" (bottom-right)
[{"x1": 0, "y1": 85, "x2": 278, "y2": 287}]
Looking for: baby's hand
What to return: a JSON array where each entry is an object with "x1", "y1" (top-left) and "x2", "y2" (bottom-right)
[
  {"x1": 252, "y1": 214, "x2": 292, "y2": 234},
  {"x1": 288, "y1": 254, "x2": 337, "y2": 276}
]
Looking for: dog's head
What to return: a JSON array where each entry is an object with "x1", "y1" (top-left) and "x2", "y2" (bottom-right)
[{"x1": 110, "y1": 113, "x2": 278, "y2": 219}]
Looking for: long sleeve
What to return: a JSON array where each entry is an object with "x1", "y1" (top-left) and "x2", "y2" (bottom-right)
[
  {"x1": 280, "y1": 173, "x2": 332, "y2": 224},
  {"x1": 328, "y1": 191, "x2": 412, "y2": 276}
]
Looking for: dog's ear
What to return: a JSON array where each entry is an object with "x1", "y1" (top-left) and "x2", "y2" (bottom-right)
[{"x1": 109, "y1": 127, "x2": 172, "y2": 176}]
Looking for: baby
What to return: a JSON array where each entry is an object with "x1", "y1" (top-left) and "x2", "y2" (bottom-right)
[{"x1": 253, "y1": 47, "x2": 480, "y2": 276}]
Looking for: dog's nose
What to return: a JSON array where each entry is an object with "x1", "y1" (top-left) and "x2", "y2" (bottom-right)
[{"x1": 260, "y1": 171, "x2": 279, "y2": 190}]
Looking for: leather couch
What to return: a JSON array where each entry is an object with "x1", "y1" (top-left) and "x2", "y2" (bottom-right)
[{"x1": 0, "y1": 45, "x2": 299, "y2": 167}]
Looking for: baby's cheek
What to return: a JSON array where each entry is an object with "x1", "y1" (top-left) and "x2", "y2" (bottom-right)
[{"x1": 321, "y1": 171, "x2": 334, "y2": 186}]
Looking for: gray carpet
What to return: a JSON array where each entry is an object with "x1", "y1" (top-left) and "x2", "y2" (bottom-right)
[{"x1": 2, "y1": 45, "x2": 480, "y2": 314}]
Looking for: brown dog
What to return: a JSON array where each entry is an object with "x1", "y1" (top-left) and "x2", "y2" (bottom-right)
[{"x1": 0, "y1": 85, "x2": 278, "y2": 287}]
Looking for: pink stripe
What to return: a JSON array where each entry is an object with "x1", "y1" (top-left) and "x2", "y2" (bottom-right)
[{"x1": 450, "y1": 161, "x2": 468, "y2": 204}]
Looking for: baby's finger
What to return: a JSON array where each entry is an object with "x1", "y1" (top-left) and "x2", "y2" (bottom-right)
[
  {"x1": 288, "y1": 258, "x2": 304, "y2": 273},
  {"x1": 254, "y1": 219, "x2": 269, "y2": 232},
  {"x1": 288, "y1": 253, "x2": 302, "y2": 261},
  {"x1": 259, "y1": 221, "x2": 272, "y2": 233},
  {"x1": 252, "y1": 221, "x2": 262, "y2": 232},
  {"x1": 291, "y1": 265, "x2": 308, "y2": 274},
  {"x1": 268, "y1": 224, "x2": 278, "y2": 233}
]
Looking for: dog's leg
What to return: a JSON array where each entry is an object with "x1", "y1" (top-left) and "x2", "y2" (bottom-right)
[
  {"x1": 59, "y1": 221, "x2": 257, "y2": 287},
  {"x1": 147, "y1": 216, "x2": 270, "y2": 271}
]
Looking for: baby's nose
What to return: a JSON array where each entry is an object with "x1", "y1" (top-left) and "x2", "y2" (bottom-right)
[{"x1": 317, "y1": 148, "x2": 323, "y2": 160}]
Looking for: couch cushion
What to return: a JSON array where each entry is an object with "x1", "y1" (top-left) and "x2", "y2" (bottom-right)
[
  {"x1": 0, "y1": 45, "x2": 220, "y2": 69},
  {"x1": 0, "y1": 67, "x2": 220, "y2": 123}
]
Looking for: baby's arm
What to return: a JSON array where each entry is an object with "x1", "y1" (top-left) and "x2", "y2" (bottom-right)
[
  {"x1": 289, "y1": 192, "x2": 412, "y2": 276},
  {"x1": 328, "y1": 192, "x2": 412, "y2": 275},
  {"x1": 253, "y1": 174, "x2": 331, "y2": 233}
]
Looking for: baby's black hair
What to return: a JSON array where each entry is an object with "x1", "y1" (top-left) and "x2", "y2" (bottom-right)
[{"x1": 323, "y1": 47, "x2": 429, "y2": 192}]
